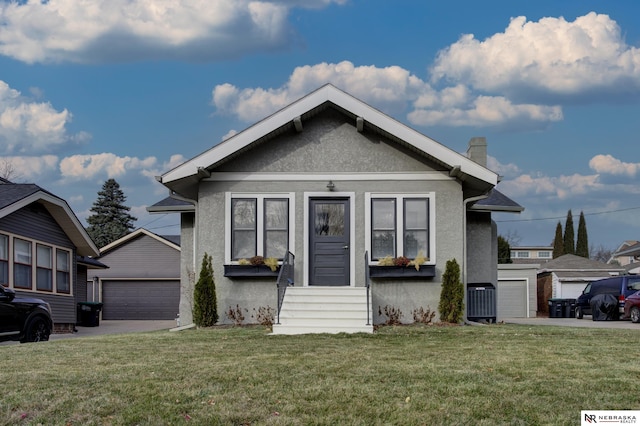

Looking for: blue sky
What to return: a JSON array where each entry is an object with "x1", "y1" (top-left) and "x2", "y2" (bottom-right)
[{"x1": 1, "y1": 0, "x2": 640, "y2": 252}]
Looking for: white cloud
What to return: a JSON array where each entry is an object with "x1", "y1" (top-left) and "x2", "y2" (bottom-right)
[
  {"x1": 59, "y1": 153, "x2": 157, "y2": 180},
  {"x1": 212, "y1": 60, "x2": 564, "y2": 128},
  {"x1": 0, "y1": 81, "x2": 89, "y2": 154},
  {"x1": 589, "y1": 154, "x2": 640, "y2": 177},
  {"x1": 431, "y1": 12, "x2": 640, "y2": 101},
  {"x1": 498, "y1": 172, "x2": 601, "y2": 200},
  {"x1": 0, "y1": 0, "x2": 345, "y2": 64},
  {"x1": 0, "y1": 155, "x2": 59, "y2": 181},
  {"x1": 487, "y1": 155, "x2": 520, "y2": 178}
]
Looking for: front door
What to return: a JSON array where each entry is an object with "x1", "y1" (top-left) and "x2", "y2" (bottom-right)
[{"x1": 309, "y1": 198, "x2": 350, "y2": 286}]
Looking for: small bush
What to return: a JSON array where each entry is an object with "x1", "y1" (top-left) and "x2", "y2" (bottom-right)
[
  {"x1": 412, "y1": 306, "x2": 436, "y2": 324},
  {"x1": 438, "y1": 258, "x2": 464, "y2": 323},
  {"x1": 252, "y1": 306, "x2": 275, "y2": 328},
  {"x1": 193, "y1": 253, "x2": 218, "y2": 327},
  {"x1": 378, "y1": 305, "x2": 403, "y2": 325},
  {"x1": 226, "y1": 305, "x2": 247, "y2": 326}
]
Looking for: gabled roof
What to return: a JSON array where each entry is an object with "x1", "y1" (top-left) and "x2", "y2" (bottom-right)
[
  {"x1": 0, "y1": 181, "x2": 99, "y2": 257},
  {"x1": 98, "y1": 228, "x2": 180, "y2": 254},
  {"x1": 158, "y1": 84, "x2": 499, "y2": 198},
  {"x1": 147, "y1": 195, "x2": 195, "y2": 214},
  {"x1": 538, "y1": 254, "x2": 625, "y2": 274},
  {"x1": 615, "y1": 241, "x2": 640, "y2": 257}
]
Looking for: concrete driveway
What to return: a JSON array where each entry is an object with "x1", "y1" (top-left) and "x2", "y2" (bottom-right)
[
  {"x1": 49, "y1": 320, "x2": 178, "y2": 340},
  {"x1": 504, "y1": 316, "x2": 640, "y2": 329}
]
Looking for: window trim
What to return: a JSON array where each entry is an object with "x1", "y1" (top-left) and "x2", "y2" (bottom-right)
[
  {"x1": 365, "y1": 192, "x2": 436, "y2": 265},
  {"x1": 225, "y1": 192, "x2": 295, "y2": 264},
  {"x1": 0, "y1": 232, "x2": 73, "y2": 295},
  {"x1": 36, "y1": 244, "x2": 53, "y2": 292}
]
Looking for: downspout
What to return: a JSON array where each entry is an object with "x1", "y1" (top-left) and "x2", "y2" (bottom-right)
[
  {"x1": 462, "y1": 193, "x2": 489, "y2": 323},
  {"x1": 169, "y1": 190, "x2": 198, "y2": 328}
]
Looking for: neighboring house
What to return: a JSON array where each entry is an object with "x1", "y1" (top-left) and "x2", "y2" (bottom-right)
[
  {"x1": 89, "y1": 228, "x2": 180, "y2": 320},
  {"x1": 536, "y1": 254, "x2": 625, "y2": 315},
  {"x1": 149, "y1": 84, "x2": 522, "y2": 333},
  {"x1": 510, "y1": 246, "x2": 553, "y2": 265},
  {"x1": 610, "y1": 240, "x2": 640, "y2": 266},
  {"x1": 0, "y1": 178, "x2": 101, "y2": 332}
]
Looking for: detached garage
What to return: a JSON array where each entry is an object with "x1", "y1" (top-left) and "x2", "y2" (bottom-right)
[
  {"x1": 497, "y1": 264, "x2": 538, "y2": 319},
  {"x1": 90, "y1": 229, "x2": 180, "y2": 321}
]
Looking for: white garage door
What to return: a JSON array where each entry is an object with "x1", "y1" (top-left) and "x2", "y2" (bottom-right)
[
  {"x1": 498, "y1": 280, "x2": 527, "y2": 318},
  {"x1": 102, "y1": 280, "x2": 180, "y2": 320}
]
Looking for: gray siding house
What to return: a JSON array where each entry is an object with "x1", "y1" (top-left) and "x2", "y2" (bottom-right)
[
  {"x1": 0, "y1": 178, "x2": 100, "y2": 332},
  {"x1": 89, "y1": 228, "x2": 180, "y2": 320},
  {"x1": 150, "y1": 84, "x2": 522, "y2": 334}
]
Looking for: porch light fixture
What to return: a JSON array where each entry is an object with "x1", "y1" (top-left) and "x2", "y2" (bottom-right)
[{"x1": 326, "y1": 180, "x2": 335, "y2": 191}]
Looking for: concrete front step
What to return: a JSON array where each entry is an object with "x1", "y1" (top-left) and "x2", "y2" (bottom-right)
[{"x1": 273, "y1": 286, "x2": 373, "y2": 335}]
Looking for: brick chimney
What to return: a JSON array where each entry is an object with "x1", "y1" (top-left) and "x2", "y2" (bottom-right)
[{"x1": 466, "y1": 137, "x2": 487, "y2": 167}]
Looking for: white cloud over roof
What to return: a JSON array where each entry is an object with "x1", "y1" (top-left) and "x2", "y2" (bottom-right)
[{"x1": 0, "y1": 0, "x2": 344, "y2": 64}]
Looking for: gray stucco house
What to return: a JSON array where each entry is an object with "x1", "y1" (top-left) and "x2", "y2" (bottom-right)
[
  {"x1": 150, "y1": 84, "x2": 521, "y2": 334},
  {"x1": 0, "y1": 178, "x2": 102, "y2": 332}
]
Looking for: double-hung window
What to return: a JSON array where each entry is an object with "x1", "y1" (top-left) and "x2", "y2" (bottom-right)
[
  {"x1": 0, "y1": 234, "x2": 8, "y2": 286},
  {"x1": 228, "y1": 193, "x2": 293, "y2": 262},
  {"x1": 36, "y1": 244, "x2": 53, "y2": 291},
  {"x1": 56, "y1": 249, "x2": 71, "y2": 293},
  {"x1": 14, "y1": 239, "x2": 32, "y2": 289},
  {"x1": 367, "y1": 193, "x2": 434, "y2": 262}
]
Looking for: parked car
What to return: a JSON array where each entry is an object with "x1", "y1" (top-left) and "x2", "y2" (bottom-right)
[
  {"x1": 623, "y1": 290, "x2": 640, "y2": 323},
  {"x1": 575, "y1": 276, "x2": 640, "y2": 320},
  {"x1": 0, "y1": 285, "x2": 53, "y2": 343}
]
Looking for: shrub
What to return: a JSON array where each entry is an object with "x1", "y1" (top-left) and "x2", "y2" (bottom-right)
[
  {"x1": 412, "y1": 306, "x2": 436, "y2": 324},
  {"x1": 378, "y1": 305, "x2": 403, "y2": 325},
  {"x1": 438, "y1": 258, "x2": 464, "y2": 323},
  {"x1": 193, "y1": 253, "x2": 218, "y2": 327},
  {"x1": 226, "y1": 305, "x2": 247, "y2": 326},
  {"x1": 252, "y1": 306, "x2": 275, "y2": 328}
]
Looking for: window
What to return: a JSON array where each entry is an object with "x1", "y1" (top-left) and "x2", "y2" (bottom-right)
[
  {"x1": 228, "y1": 193, "x2": 293, "y2": 262},
  {"x1": 367, "y1": 193, "x2": 434, "y2": 261},
  {"x1": 0, "y1": 234, "x2": 7, "y2": 286},
  {"x1": 36, "y1": 244, "x2": 53, "y2": 291},
  {"x1": 14, "y1": 239, "x2": 32, "y2": 289},
  {"x1": 538, "y1": 251, "x2": 551, "y2": 258},
  {"x1": 56, "y1": 249, "x2": 71, "y2": 293},
  {"x1": 516, "y1": 251, "x2": 530, "y2": 258}
]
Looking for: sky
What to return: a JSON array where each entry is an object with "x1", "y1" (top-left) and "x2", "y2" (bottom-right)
[{"x1": 1, "y1": 0, "x2": 640, "y2": 253}]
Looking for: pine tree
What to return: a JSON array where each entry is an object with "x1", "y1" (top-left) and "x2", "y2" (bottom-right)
[
  {"x1": 497, "y1": 235, "x2": 512, "y2": 264},
  {"x1": 553, "y1": 222, "x2": 564, "y2": 258},
  {"x1": 576, "y1": 211, "x2": 589, "y2": 258},
  {"x1": 563, "y1": 210, "x2": 575, "y2": 255},
  {"x1": 193, "y1": 253, "x2": 218, "y2": 327},
  {"x1": 438, "y1": 259, "x2": 464, "y2": 323},
  {"x1": 86, "y1": 179, "x2": 137, "y2": 248}
]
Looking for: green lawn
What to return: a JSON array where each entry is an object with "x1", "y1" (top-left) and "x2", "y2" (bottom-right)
[{"x1": 1, "y1": 324, "x2": 638, "y2": 425}]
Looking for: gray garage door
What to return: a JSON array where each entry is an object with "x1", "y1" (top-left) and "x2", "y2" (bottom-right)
[
  {"x1": 102, "y1": 280, "x2": 180, "y2": 320},
  {"x1": 497, "y1": 280, "x2": 527, "y2": 318}
]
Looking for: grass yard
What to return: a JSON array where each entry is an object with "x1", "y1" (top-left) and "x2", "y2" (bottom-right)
[{"x1": 1, "y1": 323, "x2": 639, "y2": 425}]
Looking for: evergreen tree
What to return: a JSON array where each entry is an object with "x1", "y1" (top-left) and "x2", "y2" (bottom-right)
[
  {"x1": 563, "y1": 210, "x2": 575, "y2": 255},
  {"x1": 553, "y1": 222, "x2": 564, "y2": 258},
  {"x1": 86, "y1": 179, "x2": 137, "y2": 247},
  {"x1": 497, "y1": 235, "x2": 512, "y2": 264},
  {"x1": 576, "y1": 211, "x2": 589, "y2": 258},
  {"x1": 193, "y1": 253, "x2": 218, "y2": 327},
  {"x1": 438, "y1": 259, "x2": 464, "y2": 323}
]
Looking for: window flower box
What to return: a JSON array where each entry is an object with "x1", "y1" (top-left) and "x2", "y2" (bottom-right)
[
  {"x1": 368, "y1": 264, "x2": 436, "y2": 279},
  {"x1": 224, "y1": 264, "x2": 280, "y2": 278}
]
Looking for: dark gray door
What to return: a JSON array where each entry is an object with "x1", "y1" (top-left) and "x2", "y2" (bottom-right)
[
  {"x1": 102, "y1": 280, "x2": 180, "y2": 320},
  {"x1": 309, "y1": 198, "x2": 350, "y2": 286}
]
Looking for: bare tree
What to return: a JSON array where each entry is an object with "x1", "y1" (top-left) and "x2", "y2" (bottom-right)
[
  {"x1": 0, "y1": 158, "x2": 22, "y2": 182},
  {"x1": 590, "y1": 244, "x2": 615, "y2": 263}
]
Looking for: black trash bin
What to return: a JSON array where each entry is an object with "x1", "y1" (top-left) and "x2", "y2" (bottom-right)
[
  {"x1": 77, "y1": 302, "x2": 103, "y2": 327},
  {"x1": 564, "y1": 299, "x2": 576, "y2": 318},
  {"x1": 548, "y1": 299, "x2": 564, "y2": 318}
]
